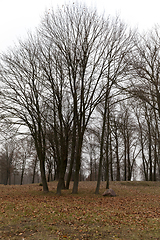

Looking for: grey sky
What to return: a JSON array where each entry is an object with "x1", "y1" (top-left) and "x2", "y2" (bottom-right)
[{"x1": 0, "y1": 0, "x2": 160, "y2": 51}]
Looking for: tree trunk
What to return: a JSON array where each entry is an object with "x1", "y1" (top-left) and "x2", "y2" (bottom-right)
[
  {"x1": 95, "y1": 96, "x2": 108, "y2": 194},
  {"x1": 148, "y1": 123, "x2": 152, "y2": 181},
  {"x1": 66, "y1": 156, "x2": 74, "y2": 189},
  {"x1": 110, "y1": 134, "x2": 113, "y2": 181},
  {"x1": 20, "y1": 168, "x2": 24, "y2": 185},
  {"x1": 115, "y1": 131, "x2": 120, "y2": 181},
  {"x1": 106, "y1": 103, "x2": 110, "y2": 189},
  {"x1": 157, "y1": 135, "x2": 160, "y2": 179},
  {"x1": 4, "y1": 169, "x2": 9, "y2": 185},
  {"x1": 72, "y1": 155, "x2": 81, "y2": 194},
  {"x1": 72, "y1": 135, "x2": 83, "y2": 194},
  {"x1": 20, "y1": 153, "x2": 26, "y2": 185},
  {"x1": 154, "y1": 142, "x2": 157, "y2": 181},
  {"x1": 138, "y1": 118, "x2": 148, "y2": 181},
  {"x1": 56, "y1": 158, "x2": 67, "y2": 195},
  {"x1": 127, "y1": 132, "x2": 131, "y2": 181},
  {"x1": 106, "y1": 148, "x2": 109, "y2": 190},
  {"x1": 124, "y1": 134, "x2": 127, "y2": 181},
  {"x1": 66, "y1": 120, "x2": 76, "y2": 189},
  {"x1": 39, "y1": 157, "x2": 49, "y2": 192},
  {"x1": 32, "y1": 156, "x2": 37, "y2": 184}
]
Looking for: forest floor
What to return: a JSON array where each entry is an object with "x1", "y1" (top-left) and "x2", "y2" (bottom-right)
[{"x1": 0, "y1": 181, "x2": 160, "y2": 240}]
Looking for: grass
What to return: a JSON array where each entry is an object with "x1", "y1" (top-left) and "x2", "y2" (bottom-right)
[{"x1": 0, "y1": 181, "x2": 160, "y2": 239}]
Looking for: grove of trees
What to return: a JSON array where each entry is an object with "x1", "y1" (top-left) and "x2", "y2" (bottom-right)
[{"x1": 0, "y1": 3, "x2": 160, "y2": 194}]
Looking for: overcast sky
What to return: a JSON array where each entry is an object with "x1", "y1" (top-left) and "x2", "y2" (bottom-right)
[{"x1": 0, "y1": 0, "x2": 160, "y2": 52}]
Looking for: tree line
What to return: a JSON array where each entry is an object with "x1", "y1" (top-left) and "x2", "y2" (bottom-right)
[{"x1": 0, "y1": 3, "x2": 160, "y2": 194}]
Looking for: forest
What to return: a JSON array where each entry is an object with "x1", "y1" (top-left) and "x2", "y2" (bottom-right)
[{"x1": 0, "y1": 3, "x2": 160, "y2": 195}]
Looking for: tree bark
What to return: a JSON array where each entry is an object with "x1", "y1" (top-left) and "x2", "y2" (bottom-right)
[{"x1": 56, "y1": 158, "x2": 67, "y2": 195}]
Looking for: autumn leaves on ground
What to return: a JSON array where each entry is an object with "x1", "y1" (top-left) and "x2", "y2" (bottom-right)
[{"x1": 0, "y1": 181, "x2": 160, "y2": 240}]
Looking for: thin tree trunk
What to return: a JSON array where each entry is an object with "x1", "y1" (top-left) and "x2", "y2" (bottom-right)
[
  {"x1": 72, "y1": 136, "x2": 83, "y2": 194},
  {"x1": 115, "y1": 130, "x2": 120, "y2": 181},
  {"x1": 90, "y1": 155, "x2": 93, "y2": 181},
  {"x1": 154, "y1": 142, "x2": 157, "y2": 181},
  {"x1": 20, "y1": 168, "x2": 25, "y2": 185},
  {"x1": 32, "y1": 155, "x2": 37, "y2": 184},
  {"x1": 127, "y1": 132, "x2": 131, "y2": 181},
  {"x1": 136, "y1": 112, "x2": 148, "y2": 181},
  {"x1": 95, "y1": 95, "x2": 108, "y2": 194},
  {"x1": 20, "y1": 152, "x2": 26, "y2": 185},
  {"x1": 110, "y1": 134, "x2": 113, "y2": 181},
  {"x1": 39, "y1": 156, "x2": 49, "y2": 192},
  {"x1": 146, "y1": 116, "x2": 152, "y2": 181},
  {"x1": 124, "y1": 135, "x2": 127, "y2": 181},
  {"x1": 106, "y1": 103, "x2": 110, "y2": 189}
]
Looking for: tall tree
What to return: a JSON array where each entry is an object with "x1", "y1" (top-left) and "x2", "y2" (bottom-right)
[
  {"x1": 95, "y1": 18, "x2": 134, "y2": 193},
  {"x1": 40, "y1": 4, "x2": 130, "y2": 193},
  {"x1": 0, "y1": 36, "x2": 49, "y2": 192}
]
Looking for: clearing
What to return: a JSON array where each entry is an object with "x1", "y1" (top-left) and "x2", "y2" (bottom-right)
[{"x1": 0, "y1": 181, "x2": 160, "y2": 239}]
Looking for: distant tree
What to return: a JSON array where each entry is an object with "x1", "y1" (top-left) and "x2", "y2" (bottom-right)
[
  {"x1": 31, "y1": 155, "x2": 38, "y2": 184},
  {"x1": 118, "y1": 102, "x2": 139, "y2": 181},
  {"x1": 83, "y1": 129, "x2": 100, "y2": 181},
  {"x1": 15, "y1": 136, "x2": 35, "y2": 185},
  {"x1": 0, "y1": 139, "x2": 15, "y2": 185}
]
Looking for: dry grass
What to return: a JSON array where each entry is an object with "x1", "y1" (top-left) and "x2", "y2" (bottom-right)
[{"x1": 0, "y1": 181, "x2": 160, "y2": 239}]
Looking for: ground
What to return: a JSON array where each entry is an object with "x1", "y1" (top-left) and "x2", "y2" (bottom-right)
[{"x1": 0, "y1": 181, "x2": 160, "y2": 239}]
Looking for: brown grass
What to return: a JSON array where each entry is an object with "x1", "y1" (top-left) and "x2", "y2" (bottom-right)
[{"x1": 0, "y1": 181, "x2": 160, "y2": 239}]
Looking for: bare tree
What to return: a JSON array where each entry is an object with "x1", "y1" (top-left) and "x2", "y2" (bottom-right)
[
  {"x1": 128, "y1": 27, "x2": 160, "y2": 118},
  {"x1": 0, "y1": 139, "x2": 15, "y2": 185},
  {"x1": 128, "y1": 27, "x2": 160, "y2": 180},
  {"x1": 39, "y1": 4, "x2": 131, "y2": 193},
  {"x1": 31, "y1": 155, "x2": 38, "y2": 184},
  {"x1": 83, "y1": 129, "x2": 100, "y2": 181},
  {"x1": 15, "y1": 136, "x2": 35, "y2": 185},
  {"x1": 120, "y1": 102, "x2": 140, "y2": 180},
  {"x1": 95, "y1": 18, "x2": 134, "y2": 193},
  {"x1": 0, "y1": 36, "x2": 49, "y2": 191},
  {"x1": 37, "y1": 42, "x2": 73, "y2": 194}
]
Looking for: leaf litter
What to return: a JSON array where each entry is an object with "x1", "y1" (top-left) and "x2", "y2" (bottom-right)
[{"x1": 0, "y1": 181, "x2": 160, "y2": 239}]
